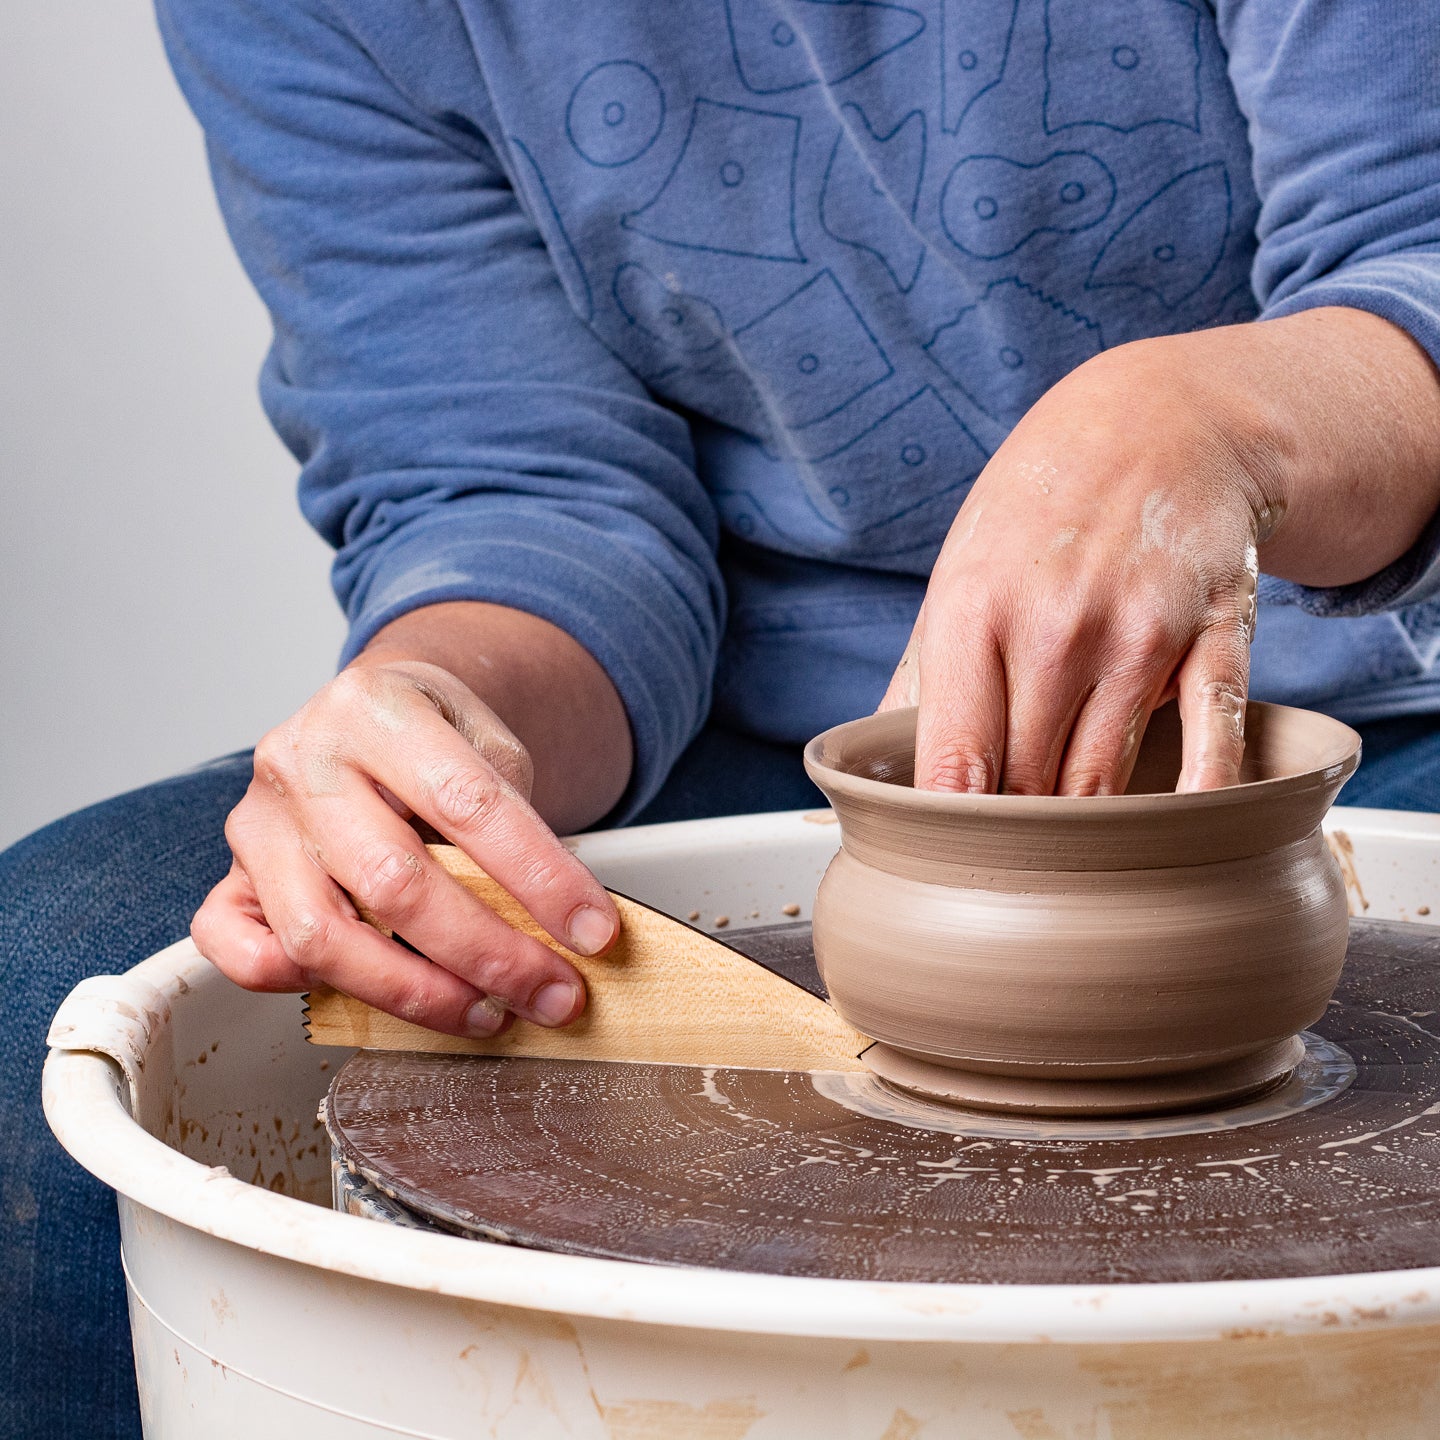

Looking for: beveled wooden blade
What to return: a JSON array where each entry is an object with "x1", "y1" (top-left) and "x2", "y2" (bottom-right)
[{"x1": 304, "y1": 844, "x2": 869, "y2": 1070}]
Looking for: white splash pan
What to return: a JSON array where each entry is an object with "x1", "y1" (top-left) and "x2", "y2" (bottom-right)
[{"x1": 44, "y1": 806, "x2": 1440, "y2": 1438}]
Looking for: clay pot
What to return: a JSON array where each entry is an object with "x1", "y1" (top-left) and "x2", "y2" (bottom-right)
[{"x1": 803, "y1": 702, "x2": 1361, "y2": 1116}]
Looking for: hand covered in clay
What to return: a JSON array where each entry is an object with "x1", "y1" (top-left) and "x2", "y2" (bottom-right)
[
  {"x1": 882, "y1": 309, "x2": 1440, "y2": 796},
  {"x1": 192, "y1": 657, "x2": 619, "y2": 1038}
]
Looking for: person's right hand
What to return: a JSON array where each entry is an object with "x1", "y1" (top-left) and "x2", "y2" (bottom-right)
[{"x1": 190, "y1": 659, "x2": 619, "y2": 1038}]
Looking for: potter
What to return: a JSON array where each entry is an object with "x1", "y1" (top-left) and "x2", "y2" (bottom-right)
[
  {"x1": 806, "y1": 702, "x2": 1361, "y2": 1115},
  {"x1": 14, "y1": 3, "x2": 1440, "y2": 1432}
]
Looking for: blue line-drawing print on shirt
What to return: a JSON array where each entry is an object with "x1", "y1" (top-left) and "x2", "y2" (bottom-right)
[
  {"x1": 1088, "y1": 162, "x2": 1231, "y2": 307},
  {"x1": 734, "y1": 269, "x2": 893, "y2": 430},
  {"x1": 613, "y1": 263, "x2": 728, "y2": 353},
  {"x1": 714, "y1": 488, "x2": 766, "y2": 541},
  {"x1": 725, "y1": 0, "x2": 925, "y2": 95},
  {"x1": 1394, "y1": 599, "x2": 1440, "y2": 672},
  {"x1": 566, "y1": 61, "x2": 666, "y2": 167},
  {"x1": 805, "y1": 385, "x2": 988, "y2": 541},
  {"x1": 940, "y1": 0, "x2": 1019, "y2": 135},
  {"x1": 1043, "y1": 0, "x2": 1201, "y2": 134},
  {"x1": 940, "y1": 151, "x2": 1116, "y2": 259},
  {"x1": 820, "y1": 104, "x2": 926, "y2": 293},
  {"x1": 1201, "y1": 279, "x2": 1259, "y2": 330},
  {"x1": 926, "y1": 277, "x2": 1102, "y2": 422},
  {"x1": 623, "y1": 99, "x2": 805, "y2": 262},
  {"x1": 507, "y1": 137, "x2": 594, "y2": 322}
]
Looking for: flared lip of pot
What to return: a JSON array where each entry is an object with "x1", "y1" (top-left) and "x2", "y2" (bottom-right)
[{"x1": 803, "y1": 702, "x2": 1362, "y2": 871}]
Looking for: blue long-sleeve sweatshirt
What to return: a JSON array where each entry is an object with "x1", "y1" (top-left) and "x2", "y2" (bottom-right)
[{"x1": 157, "y1": 0, "x2": 1440, "y2": 817}]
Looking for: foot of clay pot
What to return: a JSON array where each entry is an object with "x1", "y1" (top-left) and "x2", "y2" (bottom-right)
[{"x1": 863, "y1": 1035, "x2": 1307, "y2": 1118}]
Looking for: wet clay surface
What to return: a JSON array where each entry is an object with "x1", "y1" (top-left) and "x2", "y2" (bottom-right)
[
  {"x1": 803, "y1": 703, "x2": 1361, "y2": 1111},
  {"x1": 327, "y1": 918, "x2": 1440, "y2": 1284}
]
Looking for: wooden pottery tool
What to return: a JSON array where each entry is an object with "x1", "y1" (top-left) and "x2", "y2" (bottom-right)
[{"x1": 305, "y1": 843, "x2": 870, "y2": 1071}]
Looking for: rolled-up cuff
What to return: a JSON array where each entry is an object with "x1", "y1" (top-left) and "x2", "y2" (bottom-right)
[{"x1": 1262, "y1": 254, "x2": 1440, "y2": 616}]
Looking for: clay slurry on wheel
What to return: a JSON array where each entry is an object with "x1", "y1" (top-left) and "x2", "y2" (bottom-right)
[{"x1": 326, "y1": 919, "x2": 1440, "y2": 1286}]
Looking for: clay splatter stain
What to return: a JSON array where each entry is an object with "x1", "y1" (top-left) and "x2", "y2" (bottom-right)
[
  {"x1": 1328, "y1": 829, "x2": 1370, "y2": 915},
  {"x1": 879, "y1": 1410, "x2": 924, "y2": 1440},
  {"x1": 599, "y1": 1397, "x2": 763, "y2": 1439}
]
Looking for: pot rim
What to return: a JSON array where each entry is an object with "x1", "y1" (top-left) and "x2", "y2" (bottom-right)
[{"x1": 804, "y1": 701, "x2": 1361, "y2": 820}]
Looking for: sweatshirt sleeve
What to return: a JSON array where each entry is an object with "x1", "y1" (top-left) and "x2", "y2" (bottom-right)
[
  {"x1": 156, "y1": 0, "x2": 724, "y2": 820},
  {"x1": 1215, "y1": 2, "x2": 1440, "y2": 617}
]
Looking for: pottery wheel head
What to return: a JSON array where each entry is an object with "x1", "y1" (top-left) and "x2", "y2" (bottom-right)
[{"x1": 326, "y1": 919, "x2": 1440, "y2": 1287}]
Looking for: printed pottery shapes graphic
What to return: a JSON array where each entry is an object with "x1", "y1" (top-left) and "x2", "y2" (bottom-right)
[
  {"x1": 566, "y1": 61, "x2": 666, "y2": 167},
  {"x1": 613, "y1": 263, "x2": 727, "y2": 354},
  {"x1": 508, "y1": 138, "x2": 594, "y2": 321},
  {"x1": 712, "y1": 486, "x2": 776, "y2": 543},
  {"x1": 623, "y1": 99, "x2": 804, "y2": 262},
  {"x1": 1088, "y1": 162, "x2": 1231, "y2": 307},
  {"x1": 734, "y1": 269, "x2": 893, "y2": 430},
  {"x1": 819, "y1": 104, "x2": 927, "y2": 293},
  {"x1": 940, "y1": 0, "x2": 1019, "y2": 134},
  {"x1": 806, "y1": 386, "x2": 987, "y2": 548},
  {"x1": 725, "y1": 0, "x2": 924, "y2": 95},
  {"x1": 926, "y1": 278, "x2": 1101, "y2": 422},
  {"x1": 1203, "y1": 280, "x2": 1259, "y2": 330},
  {"x1": 1043, "y1": 0, "x2": 1202, "y2": 133},
  {"x1": 805, "y1": 703, "x2": 1360, "y2": 1121},
  {"x1": 940, "y1": 151, "x2": 1116, "y2": 260},
  {"x1": 1394, "y1": 598, "x2": 1440, "y2": 672}
]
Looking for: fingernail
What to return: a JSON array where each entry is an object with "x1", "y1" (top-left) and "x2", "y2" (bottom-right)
[
  {"x1": 531, "y1": 980, "x2": 582, "y2": 1027},
  {"x1": 567, "y1": 904, "x2": 616, "y2": 957},
  {"x1": 463, "y1": 997, "x2": 508, "y2": 1037}
]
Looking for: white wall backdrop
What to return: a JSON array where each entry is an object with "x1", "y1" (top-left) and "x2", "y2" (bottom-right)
[{"x1": 1, "y1": 1, "x2": 345, "y2": 851}]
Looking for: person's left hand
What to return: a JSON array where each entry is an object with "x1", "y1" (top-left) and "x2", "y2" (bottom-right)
[{"x1": 880, "y1": 336, "x2": 1277, "y2": 796}]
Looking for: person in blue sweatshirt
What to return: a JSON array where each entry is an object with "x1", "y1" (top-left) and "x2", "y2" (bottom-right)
[{"x1": 5, "y1": 2, "x2": 1440, "y2": 1432}]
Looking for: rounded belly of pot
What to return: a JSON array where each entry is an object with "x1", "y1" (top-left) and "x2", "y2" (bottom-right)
[{"x1": 812, "y1": 833, "x2": 1348, "y2": 1079}]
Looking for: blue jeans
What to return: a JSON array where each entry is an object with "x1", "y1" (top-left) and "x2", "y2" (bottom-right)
[{"x1": 1, "y1": 715, "x2": 1436, "y2": 1438}]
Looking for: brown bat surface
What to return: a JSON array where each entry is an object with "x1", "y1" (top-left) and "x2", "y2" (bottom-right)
[{"x1": 326, "y1": 918, "x2": 1440, "y2": 1285}]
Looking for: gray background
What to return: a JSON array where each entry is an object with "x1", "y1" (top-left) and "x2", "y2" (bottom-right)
[{"x1": 2, "y1": 1, "x2": 346, "y2": 851}]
